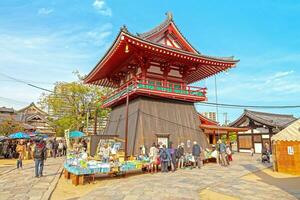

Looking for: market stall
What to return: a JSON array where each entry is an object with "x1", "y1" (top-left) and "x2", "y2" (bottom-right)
[{"x1": 63, "y1": 138, "x2": 150, "y2": 185}]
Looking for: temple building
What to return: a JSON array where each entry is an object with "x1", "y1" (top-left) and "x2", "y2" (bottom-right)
[
  {"x1": 230, "y1": 109, "x2": 297, "y2": 153},
  {"x1": 17, "y1": 103, "x2": 56, "y2": 136},
  {"x1": 85, "y1": 12, "x2": 239, "y2": 155}
]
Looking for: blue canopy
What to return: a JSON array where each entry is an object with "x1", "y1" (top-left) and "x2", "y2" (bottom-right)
[
  {"x1": 8, "y1": 132, "x2": 30, "y2": 139},
  {"x1": 69, "y1": 131, "x2": 85, "y2": 138}
]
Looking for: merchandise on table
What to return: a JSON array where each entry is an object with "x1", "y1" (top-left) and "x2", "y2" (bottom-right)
[{"x1": 64, "y1": 140, "x2": 151, "y2": 176}]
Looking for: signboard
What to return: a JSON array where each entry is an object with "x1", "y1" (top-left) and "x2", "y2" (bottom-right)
[
  {"x1": 287, "y1": 146, "x2": 294, "y2": 155},
  {"x1": 157, "y1": 137, "x2": 169, "y2": 148}
]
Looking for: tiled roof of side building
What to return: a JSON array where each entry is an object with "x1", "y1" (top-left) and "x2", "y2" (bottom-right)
[
  {"x1": 0, "y1": 107, "x2": 15, "y2": 113},
  {"x1": 230, "y1": 109, "x2": 297, "y2": 128}
]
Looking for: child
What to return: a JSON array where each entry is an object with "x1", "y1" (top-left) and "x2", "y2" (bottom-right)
[
  {"x1": 250, "y1": 148, "x2": 254, "y2": 157},
  {"x1": 226, "y1": 145, "x2": 232, "y2": 162}
]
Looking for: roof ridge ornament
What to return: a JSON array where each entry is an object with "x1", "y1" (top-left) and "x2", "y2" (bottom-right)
[
  {"x1": 165, "y1": 11, "x2": 173, "y2": 21},
  {"x1": 121, "y1": 25, "x2": 129, "y2": 33}
]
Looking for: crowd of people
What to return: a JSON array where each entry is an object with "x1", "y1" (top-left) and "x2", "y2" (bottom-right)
[
  {"x1": 145, "y1": 139, "x2": 234, "y2": 173},
  {"x1": 0, "y1": 138, "x2": 67, "y2": 178},
  {"x1": 46, "y1": 138, "x2": 67, "y2": 158}
]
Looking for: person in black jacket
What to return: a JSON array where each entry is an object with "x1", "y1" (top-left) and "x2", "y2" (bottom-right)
[
  {"x1": 34, "y1": 139, "x2": 47, "y2": 178},
  {"x1": 192, "y1": 141, "x2": 202, "y2": 169},
  {"x1": 176, "y1": 143, "x2": 185, "y2": 169}
]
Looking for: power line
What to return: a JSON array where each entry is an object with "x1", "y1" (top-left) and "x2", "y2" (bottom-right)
[
  {"x1": 196, "y1": 102, "x2": 300, "y2": 109},
  {"x1": 2, "y1": 72, "x2": 300, "y2": 109},
  {"x1": 0, "y1": 72, "x2": 53, "y2": 93},
  {"x1": 0, "y1": 96, "x2": 30, "y2": 105}
]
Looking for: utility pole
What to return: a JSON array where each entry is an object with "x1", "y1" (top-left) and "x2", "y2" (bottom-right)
[
  {"x1": 86, "y1": 109, "x2": 89, "y2": 135},
  {"x1": 214, "y1": 75, "x2": 220, "y2": 138},
  {"x1": 124, "y1": 84, "x2": 129, "y2": 161},
  {"x1": 223, "y1": 112, "x2": 228, "y2": 125},
  {"x1": 94, "y1": 108, "x2": 98, "y2": 135}
]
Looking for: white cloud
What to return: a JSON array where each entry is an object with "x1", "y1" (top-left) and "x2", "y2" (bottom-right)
[
  {"x1": 93, "y1": 0, "x2": 112, "y2": 16},
  {"x1": 0, "y1": 24, "x2": 113, "y2": 108},
  {"x1": 37, "y1": 8, "x2": 54, "y2": 16},
  {"x1": 272, "y1": 70, "x2": 294, "y2": 79},
  {"x1": 265, "y1": 70, "x2": 294, "y2": 83}
]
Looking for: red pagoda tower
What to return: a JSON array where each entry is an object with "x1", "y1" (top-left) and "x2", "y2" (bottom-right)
[{"x1": 85, "y1": 12, "x2": 239, "y2": 155}]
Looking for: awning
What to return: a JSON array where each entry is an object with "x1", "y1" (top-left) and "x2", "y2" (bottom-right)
[{"x1": 272, "y1": 119, "x2": 300, "y2": 141}]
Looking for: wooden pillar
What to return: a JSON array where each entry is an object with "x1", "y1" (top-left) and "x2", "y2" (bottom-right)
[
  {"x1": 236, "y1": 132, "x2": 240, "y2": 152},
  {"x1": 213, "y1": 131, "x2": 216, "y2": 144},
  {"x1": 251, "y1": 127, "x2": 254, "y2": 151},
  {"x1": 226, "y1": 132, "x2": 230, "y2": 144},
  {"x1": 269, "y1": 127, "x2": 273, "y2": 152}
]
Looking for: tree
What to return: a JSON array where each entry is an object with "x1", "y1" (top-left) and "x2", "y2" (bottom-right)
[
  {"x1": 221, "y1": 132, "x2": 237, "y2": 142},
  {"x1": 0, "y1": 118, "x2": 25, "y2": 136},
  {"x1": 39, "y1": 73, "x2": 112, "y2": 136}
]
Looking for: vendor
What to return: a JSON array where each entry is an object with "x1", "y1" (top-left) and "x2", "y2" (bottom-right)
[{"x1": 101, "y1": 144, "x2": 111, "y2": 163}]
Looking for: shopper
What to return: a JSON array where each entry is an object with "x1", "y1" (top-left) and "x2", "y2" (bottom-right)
[
  {"x1": 58, "y1": 140, "x2": 64, "y2": 157},
  {"x1": 160, "y1": 145, "x2": 171, "y2": 173},
  {"x1": 3, "y1": 141, "x2": 9, "y2": 158},
  {"x1": 192, "y1": 141, "x2": 202, "y2": 169},
  {"x1": 53, "y1": 138, "x2": 58, "y2": 158},
  {"x1": 33, "y1": 139, "x2": 47, "y2": 177},
  {"x1": 16, "y1": 140, "x2": 26, "y2": 169},
  {"x1": 81, "y1": 140, "x2": 88, "y2": 152},
  {"x1": 168, "y1": 143, "x2": 176, "y2": 172},
  {"x1": 176, "y1": 142, "x2": 185, "y2": 169},
  {"x1": 62, "y1": 140, "x2": 67, "y2": 156},
  {"x1": 149, "y1": 143, "x2": 159, "y2": 173},
  {"x1": 218, "y1": 139, "x2": 228, "y2": 166}
]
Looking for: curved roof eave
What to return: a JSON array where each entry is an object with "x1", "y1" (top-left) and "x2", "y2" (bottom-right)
[
  {"x1": 84, "y1": 30, "x2": 124, "y2": 84},
  {"x1": 137, "y1": 12, "x2": 201, "y2": 54}
]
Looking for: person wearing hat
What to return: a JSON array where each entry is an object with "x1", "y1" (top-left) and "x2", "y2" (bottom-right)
[
  {"x1": 192, "y1": 141, "x2": 202, "y2": 169},
  {"x1": 176, "y1": 142, "x2": 185, "y2": 169}
]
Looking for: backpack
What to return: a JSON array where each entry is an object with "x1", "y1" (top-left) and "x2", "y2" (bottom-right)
[
  {"x1": 161, "y1": 149, "x2": 168, "y2": 160},
  {"x1": 35, "y1": 146, "x2": 44, "y2": 159}
]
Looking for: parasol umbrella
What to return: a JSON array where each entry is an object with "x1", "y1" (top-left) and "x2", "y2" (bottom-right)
[
  {"x1": 69, "y1": 131, "x2": 85, "y2": 138},
  {"x1": 28, "y1": 132, "x2": 36, "y2": 137},
  {"x1": 8, "y1": 132, "x2": 30, "y2": 139},
  {"x1": 0, "y1": 136, "x2": 8, "y2": 141},
  {"x1": 35, "y1": 133, "x2": 48, "y2": 139}
]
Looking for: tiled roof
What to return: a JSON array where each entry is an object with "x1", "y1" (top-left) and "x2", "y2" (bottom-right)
[
  {"x1": 136, "y1": 12, "x2": 201, "y2": 54},
  {"x1": 137, "y1": 12, "x2": 173, "y2": 39},
  {"x1": 230, "y1": 109, "x2": 297, "y2": 128},
  {"x1": 0, "y1": 107, "x2": 14, "y2": 113}
]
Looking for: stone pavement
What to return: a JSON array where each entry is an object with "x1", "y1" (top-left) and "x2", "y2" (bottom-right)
[
  {"x1": 0, "y1": 157, "x2": 64, "y2": 200},
  {"x1": 80, "y1": 154, "x2": 299, "y2": 200}
]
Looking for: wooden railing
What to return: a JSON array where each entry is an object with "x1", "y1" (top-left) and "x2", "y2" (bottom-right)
[{"x1": 103, "y1": 79, "x2": 207, "y2": 105}]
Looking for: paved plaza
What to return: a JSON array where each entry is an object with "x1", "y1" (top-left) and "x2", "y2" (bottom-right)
[
  {"x1": 79, "y1": 154, "x2": 299, "y2": 200},
  {"x1": 0, "y1": 157, "x2": 64, "y2": 200},
  {"x1": 0, "y1": 154, "x2": 299, "y2": 200}
]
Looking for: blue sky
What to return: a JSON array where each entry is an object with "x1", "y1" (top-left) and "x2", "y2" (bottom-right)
[{"x1": 0, "y1": 0, "x2": 299, "y2": 123}]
